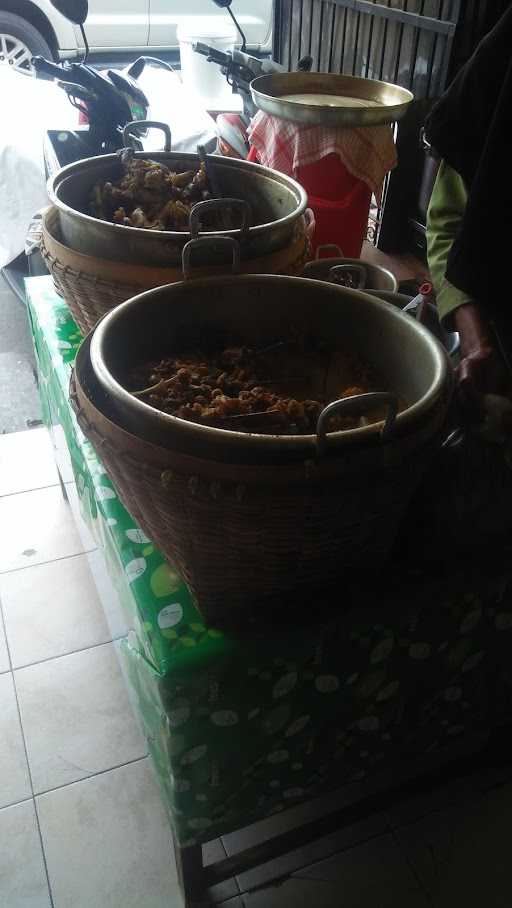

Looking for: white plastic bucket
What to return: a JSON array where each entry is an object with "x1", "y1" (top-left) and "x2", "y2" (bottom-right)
[{"x1": 178, "y1": 17, "x2": 237, "y2": 109}]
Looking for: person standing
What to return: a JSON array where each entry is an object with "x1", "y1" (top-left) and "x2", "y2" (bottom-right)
[{"x1": 426, "y1": 7, "x2": 512, "y2": 411}]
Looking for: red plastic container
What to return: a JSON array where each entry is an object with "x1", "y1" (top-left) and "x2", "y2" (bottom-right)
[{"x1": 248, "y1": 147, "x2": 371, "y2": 258}]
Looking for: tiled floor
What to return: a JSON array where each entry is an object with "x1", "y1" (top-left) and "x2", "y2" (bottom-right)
[
  {"x1": 2, "y1": 427, "x2": 512, "y2": 908},
  {"x1": 0, "y1": 280, "x2": 41, "y2": 433},
  {"x1": 0, "y1": 428, "x2": 180, "y2": 907}
]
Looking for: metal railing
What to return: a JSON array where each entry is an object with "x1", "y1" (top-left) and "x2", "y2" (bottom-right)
[
  {"x1": 272, "y1": 0, "x2": 510, "y2": 252},
  {"x1": 274, "y1": 0, "x2": 462, "y2": 100}
]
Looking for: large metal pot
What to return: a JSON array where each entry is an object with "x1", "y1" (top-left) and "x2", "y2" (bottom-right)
[
  {"x1": 89, "y1": 269, "x2": 453, "y2": 465},
  {"x1": 48, "y1": 152, "x2": 307, "y2": 266},
  {"x1": 369, "y1": 290, "x2": 460, "y2": 357},
  {"x1": 300, "y1": 258, "x2": 459, "y2": 357},
  {"x1": 302, "y1": 249, "x2": 398, "y2": 293}
]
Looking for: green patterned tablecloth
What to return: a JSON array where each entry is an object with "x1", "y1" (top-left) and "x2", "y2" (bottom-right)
[{"x1": 26, "y1": 276, "x2": 512, "y2": 845}]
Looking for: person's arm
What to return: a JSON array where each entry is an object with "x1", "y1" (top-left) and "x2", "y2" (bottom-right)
[
  {"x1": 427, "y1": 160, "x2": 506, "y2": 400},
  {"x1": 427, "y1": 160, "x2": 473, "y2": 325}
]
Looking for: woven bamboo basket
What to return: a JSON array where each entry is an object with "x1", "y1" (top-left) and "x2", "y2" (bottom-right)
[
  {"x1": 72, "y1": 334, "x2": 449, "y2": 628},
  {"x1": 40, "y1": 206, "x2": 312, "y2": 335}
]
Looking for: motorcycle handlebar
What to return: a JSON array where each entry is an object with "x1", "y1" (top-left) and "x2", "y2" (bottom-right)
[
  {"x1": 33, "y1": 56, "x2": 125, "y2": 108},
  {"x1": 32, "y1": 55, "x2": 67, "y2": 81},
  {"x1": 193, "y1": 42, "x2": 231, "y2": 67}
]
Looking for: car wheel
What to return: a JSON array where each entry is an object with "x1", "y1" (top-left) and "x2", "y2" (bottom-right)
[{"x1": 0, "y1": 12, "x2": 53, "y2": 74}]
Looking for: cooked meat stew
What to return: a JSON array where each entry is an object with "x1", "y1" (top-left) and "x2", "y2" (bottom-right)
[
  {"x1": 330, "y1": 268, "x2": 363, "y2": 289},
  {"x1": 91, "y1": 150, "x2": 216, "y2": 231},
  {"x1": 128, "y1": 339, "x2": 391, "y2": 435}
]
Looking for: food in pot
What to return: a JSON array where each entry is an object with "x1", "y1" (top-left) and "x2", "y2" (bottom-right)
[
  {"x1": 330, "y1": 268, "x2": 363, "y2": 289},
  {"x1": 128, "y1": 339, "x2": 385, "y2": 435},
  {"x1": 90, "y1": 149, "x2": 214, "y2": 230}
]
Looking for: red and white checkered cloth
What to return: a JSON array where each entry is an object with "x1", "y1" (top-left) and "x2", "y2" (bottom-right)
[{"x1": 247, "y1": 112, "x2": 397, "y2": 202}]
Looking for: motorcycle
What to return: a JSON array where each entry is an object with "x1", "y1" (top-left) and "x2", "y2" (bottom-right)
[
  {"x1": 1, "y1": 0, "x2": 216, "y2": 299},
  {"x1": 32, "y1": 1, "x2": 217, "y2": 175},
  {"x1": 194, "y1": 0, "x2": 312, "y2": 158},
  {"x1": 33, "y1": 0, "x2": 296, "y2": 170}
]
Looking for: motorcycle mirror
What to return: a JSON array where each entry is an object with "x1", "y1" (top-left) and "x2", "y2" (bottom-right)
[
  {"x1": 210, "y1": 0, "x2": 247, "y2": 49},
  {"x1": 49, "y1": 0, "x2": 88, "y2": 26}
]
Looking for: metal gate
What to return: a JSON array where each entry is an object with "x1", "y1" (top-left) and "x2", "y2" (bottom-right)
[
  {"x1": 272, "y1": 0, "x2": 509, "y2": 253},
  {"x1": 273, "y1": 0, "x2": 462, "y2": 101},
  {"x1": 273, "y1": 0, "x2": 462, "y2": 249}
]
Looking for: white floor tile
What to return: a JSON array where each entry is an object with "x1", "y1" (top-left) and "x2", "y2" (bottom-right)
[
  {"x1": 0, "y1": 353, "x2": 40, "y2": 435},
  {"x1": 0, "y1": 673, "x2": 31, "y2": 808},
  {"x1": 384, "y1": 734, "x2": 490, "y2": 830},
  {"x1": 0, "y1": 800, "x2": 51, "y2": 907},
  {"x1": 394, "y1": 783, "x2": 512, "y2": 907},
  {"x1": 243, "y1": 878, "x2": 344, "y2": 908},
  {"x1": 202, "y1": 838, "x2": 239, "y2": 903},
  {"x1": 293, "y1": 832, "x2": 429, "y2": 906},
  {"x1": 223, "y1": 782, "x2": 389, "y2": 894},
  {"x1": 0, "y1": 427, "x2": 58, "y2": 496},
  {"x1": 37, "y1": 758, "x2": 181, "y2": 908},
  {"x1": 222, "y1": 777, "x2": 389, "y2": 856},
  {"x1": 244, "y1": 874, "x2": 427, "y2": 908},
  {"x1": 0, "y1": 618, "x2": 9, "y2": 673},
  {"x1": 394, "y1": 804, "x2": 471, "y2": 902},
  {"x1": 15, "y1": 642, "x2": 147, "y2": 794},
  {"x1": 0, "y1": 485, "x2": 85, "y2": 573},
  {"x1": 1, "y1": 554, "x2": 111, "y2": 668}
]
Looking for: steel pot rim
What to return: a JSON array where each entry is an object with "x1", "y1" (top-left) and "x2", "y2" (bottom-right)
[
  {"x1": 89, "y1": 274, "x2": 452, "y2": 457},
  {"x1": 48, "y1": 151, "x2": 308, "y2": 244},
  {"x1": 302, "y1": 257, "x2": 398, "y2": 293}
]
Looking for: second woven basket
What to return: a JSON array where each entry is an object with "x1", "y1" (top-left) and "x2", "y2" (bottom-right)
[{"x1": 40, "y1": 206, "x2": 312, "y2": 335}]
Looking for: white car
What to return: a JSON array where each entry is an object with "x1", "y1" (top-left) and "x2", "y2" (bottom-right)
[{"x1": 0, "y1": 0, "x2": 272, "y2": 72}]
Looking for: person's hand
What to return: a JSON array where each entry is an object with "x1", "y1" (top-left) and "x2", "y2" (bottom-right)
[{"x1": 453, "y1": 303, "x2": 509, "y2": 414}]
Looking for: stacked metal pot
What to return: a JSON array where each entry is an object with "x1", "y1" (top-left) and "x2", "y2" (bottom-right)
[
  {"x1": 42, "y1": 144, "x2": 312, "y2": 334},
  {"x1": 44, "y1": 139, "x2": 454, "y2": 627},
  {"x1": 71, "y1": 271, "x2": 453, "y2": 627}
]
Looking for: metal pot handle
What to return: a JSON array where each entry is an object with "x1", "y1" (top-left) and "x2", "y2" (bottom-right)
[
  {"x1": 419, "y1": 126, "x2": 432, "y2": 153},
  {"x1": 122, "y1": 120, "x2": 172, "y2": 151},
  {"x1": 181, "y1": 236, "x2": 240, "y2": 280},
  {"x1": 316, "y1": 391, "x2": 399, "y2": 454},
  {"x1": 441, "y1": 427, "x2": 465, "y2": 450},
  {"x1": 189, "y1": 198, "x2": 251, "y2": 239},
  {"x1": 328, "y1": 263, "x2": 367, "y2": 290},
  {"x1": 315, "y1": 244, "x2": 344, "y2": 260},
  {"x1": 303, "y1": 208, "x2": 316, "y2": 239}
]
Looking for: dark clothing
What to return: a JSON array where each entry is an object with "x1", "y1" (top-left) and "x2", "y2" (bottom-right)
[{"x1": 426, "y1": 7, "x2": 512, "y2": 310}]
